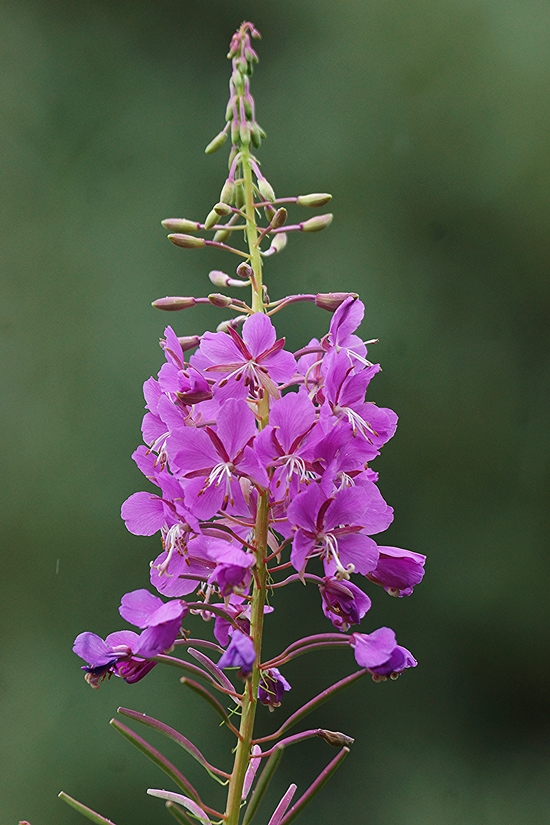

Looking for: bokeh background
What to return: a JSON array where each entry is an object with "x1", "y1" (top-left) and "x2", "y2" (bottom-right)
[{"x1": 2, "y1": 1, "x2": 550, "y2": 823}]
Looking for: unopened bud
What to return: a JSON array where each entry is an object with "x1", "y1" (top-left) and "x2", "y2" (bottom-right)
[
  {"x1": 214, "y1": 202, "x2": 232, "y2": 216},
  {"x1": 257, "y1": 177, "x2": 276, "y2": 203},
  {"x1": 317, "y1": 729, "x2": 355, "y2": 748},
  {"x1": 213, "y1": 228, "x2": 231, "y2": 243},
  {"x1": 315, "y1": 291, "x2": 358, "y2": 311},
  {"x1": 270, "y1": 207, "x2": 287, "y2": 230},
  {"x1": 300, "y1": 213, "x2": 333, "y2": 232},
  {"x1": 236, "y1": 262, "x2": 254, "y2": 280},
  {"x1": 262, "y1": 232, "x2": 287, "y2": 257},
  {"x1": 216, "y1": 317, "x2": 242, "y2": 333},
  {"x1": 204, "y1": 208, "x2": 220, "y2": 230},
  {"x1": 168, "y1": 234, "x2": 206, "y2": 249},
  {"x1": 161, "y1": 218, "x2": 201, "y2": 233},
  {"x1": 239, "y1": 122, "x2": 251, "y2": 145},
  {"x1": 208, "y1": 293, "x2": 233, "y2": 308},
  {"x1": 177, "y1": 335, "x2": 200, "y2": 351},
  {"x1": 234, "y1": 183, "x2": 245, "y2": 209},
  {"x1": 220, "y1": 180, "x2": 235, "y2": 205},
  {"x1": 205, "y1": 129, "x2": 228, "y2": 155},
  {"x1": 152, "y1": 296, "x2": 196, "y2": 311},
  {"x1": 250, "y1": 124, "x2": 262, "y2": 149},
  {"x1": 297, "y1": 193, "x2": 333, "y2": 207},
  {"x1": 209, "y1": 270, "x2": 250, "y2": 289}
]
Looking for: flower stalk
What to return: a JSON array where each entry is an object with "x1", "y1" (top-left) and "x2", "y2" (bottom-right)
[{"x1": 60, "y1": 20, "x2": 425, "y2": 825}]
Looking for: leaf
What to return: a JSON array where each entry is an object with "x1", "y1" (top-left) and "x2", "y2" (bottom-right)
[
  {"x1": 110, "y1": 718, "x2": 200, "y2": 801},
  {"x1": 117, "y1": 707, "x2": 229, "y2": 782},
  {"x1": 58, "y1": 792, "x2": 117, "y2": 825},
  {"x1": 165, "y1": 801, "x2": 195, "y2": 825}
]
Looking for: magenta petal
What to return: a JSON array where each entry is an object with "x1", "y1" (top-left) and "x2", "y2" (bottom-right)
[
  {"x1": 217, "y1": 399, "x2": 257, "y2": 457},
  {"x1": 242, "y1": 312, "x2": 276, "y2": 355},
  {"x1": 121, "y1": 492, "x2": 166, "y2": 536},
  {"x1": 184, "y1": 476, "x2": 225, "y2": 520},
  {"x1": 198, "y1": 330, "x2": 243, "y2": 365},
  {"x1": 290, "y1": 529, "x2": 315, "y2": 574},
  {"x1": 262, "y1": 348, "x2": 296, "y2": 383},
  {"x1": 105, "y1": 630, "x2": 140, "y2": 649},
  {"x1": 73, "y1": 632, "x2": 114, "y2": 666},
  {"x1": 270, "y1": 390, "x2": 316, "y2": 451},
  {"x1": 352, "y1": 627, "x2": 397, "y2": 668},
  {"x1": 147, "y1": 599, "x2": 187, "y2": 626},
  {"x1": 323, "y1": 487, "x2": 369, "y2": 531},
  {"x1": 332, "y1": 533, "x2": 379, "y2": 575},
  {"x1": 119, "y1": 589, "x2": 164, "y2": 628},
  {"x1": 237, "y1": 445, "x2": 269, "y2": 489},
  {"x1": 330, "y1": 296, "x2": 365, "y2": 343},
  {"x1": 170, "y1": 427, "x2": 218, "y2": 475},
  {"x1": 287, "y1": 485, "x2": 324, "y2": 533},
  {"x1": 134, "y1": 619, "x2": 182, "y2": 658}
]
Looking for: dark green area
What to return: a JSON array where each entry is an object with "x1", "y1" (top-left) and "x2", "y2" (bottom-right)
[{"x1": 2, "y1": 1, "x2": 549, "y2": 823}]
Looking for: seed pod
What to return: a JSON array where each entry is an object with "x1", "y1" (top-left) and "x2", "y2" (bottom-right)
[
  {"x1": 297, "y1": 192, "x2": 333, "y2": 207},
  {"x1": 152, "y1": 296, "x2": 197, "y2": 311},
  {"x1": 317, "y1": 730, "x2": 355, "y2": 748},
  {"x1": 300, "y1": 213, "x2": 333, "y2": 232},
  {"x1": 161, "y1": 218, "x2": 201, "y2": 233},
  {"x1": 204, "y1": 130, "x2": 228, "y2": 155},
  {"x1": 168, "y1": 234, "x2": 206, "y2": 249}
]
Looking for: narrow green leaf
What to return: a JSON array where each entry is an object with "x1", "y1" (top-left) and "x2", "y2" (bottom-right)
[
  {"x1": 278, "y1": 747, "x2": 349, "y2": 825},
  {"x1": 180, "y1": 676, "x2": 240, "y2": 736},
  {"x1": 165, "y1": 800, "x2": 195, "y2": 825},
  {"x1": 241, "y1": 747, "x2": 283, "y2": 825},
  {"x1": 117, "y1": 707, "x2": 229, "y2": 783},
  {"x1": 109, "y1": 718, "x2": 200, "y2": 801},
  {"x1": 58, "y1": 792, "x2": 117, "y2": 825}
]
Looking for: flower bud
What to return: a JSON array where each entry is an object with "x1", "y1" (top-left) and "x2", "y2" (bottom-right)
[
  {"x1": 300, "y1": 213, "x2": 333, "y2": 232},
  {"x1": 270, "y1": 207, "x2": 287, "y2": 230},
  {"x1": 214, "y1": 202, "x2": 232, "y2": 216},
  {"x1": 234, "y1": 183, "x2": 245, "y2": 209},
  {"x1": 262, "y1": 232, "x2": 287, "y2": 257},
  {"x1": 168, "y1": 234, "x2": 206, "y2": 249},
  {"x1": 208, "y1": 293, "x2": 233, "y2": 308},
  {"x1": 317, "y1": 729, "x2": 355, "y2": 748},
  {"x1": 315, "y1": 291, "x2": 358, "y2": 311},
  {"x1": 236, "y1": 262, "x2": 254, "y2": 280},
  {"x1": 214, "y1": 228, "x2": 231, "y2": 243},
  {"x1": 177, "y1": 335, "x2": 200, "y2": 351},
  {"x1": 257, "y1": 177, "x2": 275, "y2": 203},
  {"x1": 151, "y1": 296, "x2": 197, "y2": 311},
  {"x1": 161, "y1": 218, "x2": 200, "y2": 233},
  {"x1": 209, "y1": 270, "x2": 250, "y2": 289},
  {"x1": 220, "y1": 179, "x2": 235, "y2": 205},
  {"x1": 250, "y1": 124, "x2": 262, "y2": 149},
  {"x1": 240, "y1": 121, "x2": 251, "y2": 145},
  {"x1": 204, "y1": 208, "x2": 220, "y2": 230},
  {"x1": 297, "y1": 193, "x2": 333, "y2": 207},
  {"x1": 204, "y1": 129, "x2": 228, "y2": 155}
]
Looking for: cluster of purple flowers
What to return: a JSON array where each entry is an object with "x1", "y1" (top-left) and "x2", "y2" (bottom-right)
[{"x1": 74, "y1": 295, "x2": 425, "y2": 693}]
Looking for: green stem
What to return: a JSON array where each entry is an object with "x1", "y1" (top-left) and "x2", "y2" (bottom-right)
[{"x1": 224, "y1": 147, "x2": 270, "y2": 825}]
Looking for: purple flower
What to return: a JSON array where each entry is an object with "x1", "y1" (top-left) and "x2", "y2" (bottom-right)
[
  {"x1": 207, "y1": 542, "x2": 255, "y2": 597},
  {"x1": 73, "y1": 630, "x2": 156, "y2": 688},
  {"x1": 118, "y1": 589, "x2": 188, "y2": 658},
  {"x1": 367, "y1": 545, "x2": 426, "y2": 597},
  {"x1": 351, "y1": 627, "x2": 417, "y2": 680},
  {"x1": 217, "y1": 629, "x2": 256, "y2": 677},
  {"x1": 258, "y1": 668, "x2": 291, "y2": 709},
  {"x1": 191, "y1": 312, "x2": 296, "y2": 399},
  {"x1": 287, "y1": 485, "x2": 380, "y2": 579},
  {"x1": 169, "y1": 398, "x2": 269, "y2": 519},
  {"x1": 319, "y1": 577, "x2": 371, "y2": 631}
]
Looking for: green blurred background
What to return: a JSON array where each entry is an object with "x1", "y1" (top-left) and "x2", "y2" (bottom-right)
[{"x1": 2, "y1": 1, "x2": 550, "y2": 823}]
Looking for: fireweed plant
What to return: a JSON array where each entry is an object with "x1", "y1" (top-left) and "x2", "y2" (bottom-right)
[{"x1": 58, "y1": 22, "x2": 426, "y2": 825}]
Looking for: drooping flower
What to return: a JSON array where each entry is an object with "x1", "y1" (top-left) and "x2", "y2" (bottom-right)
[
  {"x1": 258, "y1": 668, "x2": 291, "y2": 709},
  {"x1": 319, "y1": 577, "x2": 371, "y2": 631},
  {"x1": 118, "y1": 589, "x2": 188, "y2": 657},
  {"x1": 350, "y1": 627, "x2": 417, "y2": 680},
  {"x1": 217, "y1": 629, "x2": 256, "y2": 677},
  {"x1": 367, "y1": 545, "x2": 426, "y2": 597},
  {"x1": 73, "y1": 630, "x2": 157, "y2": 687}
]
